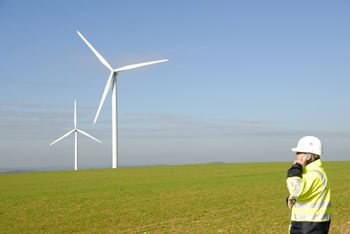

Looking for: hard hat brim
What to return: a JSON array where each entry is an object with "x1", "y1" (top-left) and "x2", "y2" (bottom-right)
[{"x1": 291, "y1": 148, "x2": 307, "y2": 153}]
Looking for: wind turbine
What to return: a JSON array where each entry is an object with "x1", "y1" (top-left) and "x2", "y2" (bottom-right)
[
  {"x1": 50, "y1": 101, "x2": 101, "y2": 170},
  {"x1": 77, "y1": 31, "x2": 167, "y2": 169}
]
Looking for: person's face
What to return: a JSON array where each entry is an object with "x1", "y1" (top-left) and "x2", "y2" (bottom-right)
[{"x1": 295, "y1": 152, "x2": 307, "y2": 160}]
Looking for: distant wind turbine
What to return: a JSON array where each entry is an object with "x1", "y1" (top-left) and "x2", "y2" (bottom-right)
[
  {"x1": 50, "y1": 101, "x2": 101, "y2": 170},
  {"x1": 77, "y1": 31, "x2": 168, "y2": 168}
]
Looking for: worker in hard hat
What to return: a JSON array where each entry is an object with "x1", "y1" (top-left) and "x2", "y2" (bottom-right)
[{"x1": 286, "y1": 136, "x2": 331, "y2": 234}]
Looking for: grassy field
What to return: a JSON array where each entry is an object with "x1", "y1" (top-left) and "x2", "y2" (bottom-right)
[{"x1": 0, "y1": 161, "x2": 349, "y2": 233}]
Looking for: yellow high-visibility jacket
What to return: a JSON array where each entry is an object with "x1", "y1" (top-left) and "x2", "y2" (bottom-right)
[{"x1": 286, "y1": 159, "x2": 331, "y2": 232}]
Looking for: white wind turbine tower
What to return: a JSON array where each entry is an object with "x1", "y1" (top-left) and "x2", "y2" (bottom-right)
[
  {"x1": 50, "y1": 101, "x2": 101, "y2": 170},
  {"x1": 77, "y1": 31, "x2": 167, "y2": 169}
]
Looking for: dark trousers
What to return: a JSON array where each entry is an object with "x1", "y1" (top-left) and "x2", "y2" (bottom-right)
[{"x1": 290, "y1": 220, "x2": 331, "y2": 234}]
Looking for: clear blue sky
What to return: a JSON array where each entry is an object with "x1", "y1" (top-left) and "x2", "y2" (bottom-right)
[{"x1": 1, "y1": 1, "x2": 349, "y2": 170}]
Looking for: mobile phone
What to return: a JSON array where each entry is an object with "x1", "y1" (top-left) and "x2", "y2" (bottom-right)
[
  {"x1": 290, "y1": 198, "x2": 296, "y2": 206},
  {"x1": 307, "y1": 154, "x2": 311, "y2": 160}
]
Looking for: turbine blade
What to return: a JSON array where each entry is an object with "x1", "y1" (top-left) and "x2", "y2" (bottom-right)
[
  {"x1": 76, "y1": 129, "x2": 102, "y2": 143},
  {"x1": 50, "y1": 129, "x2": 75, "y2": 145},
  {"x1": 113, "y1": 59, "x2": 168, "y2": 73},
  {"x1": 77, "y1": 31, "x2": 114, "y2": 71},
  {"x1": 94, "y1": 72, "x2": 114, "y2": 124},
  {"x1": 74, "y1": 100, "x2": 77, "y2": 129}
]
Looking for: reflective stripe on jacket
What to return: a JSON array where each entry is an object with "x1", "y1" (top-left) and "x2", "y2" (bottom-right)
[{"x1": 286, "y1": 159, "x2": 331, "y2": 223}]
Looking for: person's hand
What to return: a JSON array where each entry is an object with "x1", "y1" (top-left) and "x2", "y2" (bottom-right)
[
  {"x1": 294, "y1": 153, "x2": 307, "y2": 167},
  {"x1": 287, "y1": 195, "x2": 293, "y2": 210}
]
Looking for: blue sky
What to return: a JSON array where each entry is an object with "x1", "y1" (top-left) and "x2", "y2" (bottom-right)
[{"x1": 0, "y1": 1, "x2": 349, "y2": 170}]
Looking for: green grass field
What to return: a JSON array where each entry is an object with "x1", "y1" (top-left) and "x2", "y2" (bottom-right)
[{"x1": 1, "y1": 161, "x2": 349, "y2": 233}]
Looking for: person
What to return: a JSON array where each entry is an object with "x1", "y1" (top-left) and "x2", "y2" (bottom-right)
[{"x1": 286, "y1": 136, "x2": 331, "y2": 234}]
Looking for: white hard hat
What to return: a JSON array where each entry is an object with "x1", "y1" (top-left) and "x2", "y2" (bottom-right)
[{"x1": 291, "y1": 136, "x2": 323, "y2": 155}]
